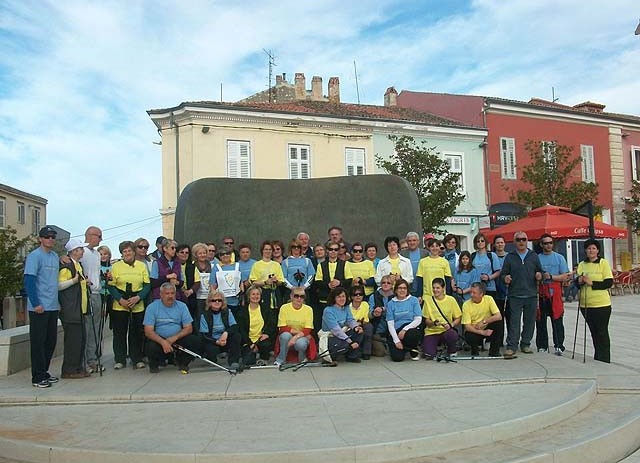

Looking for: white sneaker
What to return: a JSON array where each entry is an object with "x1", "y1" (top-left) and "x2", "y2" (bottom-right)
[
  {"x1": 114, "y1": 363, "x2": 124, "y2": 370},
  {"x1": 273, "y1": 360, "x2": 282, "y2": 367},
  {"x1": 537, "y1": 348, "x2": 548, "y2": 353},
  {"x1": 555, "y1": 348, "x2": 563, "y2": 356},
  {"x1": 135, "y1": 361, "x2": 146, "y2": 369}
]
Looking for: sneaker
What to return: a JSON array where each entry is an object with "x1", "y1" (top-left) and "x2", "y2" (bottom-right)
[
  {"x1": 555, "y1": 347, "x2": 564, "y2": 356},
  {"x1": 149, "y1": 365, "x2": 160, "y2": 373},
  {"x1": 423, "y1": 354, "x2": 434, "y2": 361},
  {"x1": 135, "y1": 361, "x2": 146, "y2": 369},
  {"x1": 256, "y1": 359, "x2": 267, "y2": 367},
  {"x1": 114, "y1": 362, "x2": 124, "y2": 370},
  {"x1": 32, "y1": 379, "x2": 51, "y2": 388},
  {"x1": 229, "y1": 362, "x2": 239, "y2": 372},
  {"x1": 87, "y1": 364, "x2": 105, "y2": 374},
  {"x1": 362, "y1": 354, "x2": 371, "y2": 360},
  {"x1": 46, "y1": 375, "x2": 59, "y2": 383},
  {"x1": 488, "y1": 350, "x2": 501, "y2": 357},
  {"x1": 273, "y1": 360, "x2": 283, "y2": 367},
  {"x1": 450, "y1": 352, "x2": 458, "y2": 357},
  {"x1": 178, "y1": 364, "x2": 189, "y2": 374},
  {"x1": 503, "y1": 349, "x2": 517, "y2": 359},
  {"x1": 521, "y1": 347, "x2": 534, "y2": 354},
  {"x1": 410, "y1": 352, "x2": 420, "y2": 361},
  {"x1": 346, "y1": 357, "x2": 362, "y2": 363},
  {"x1": 537, "y1": 348, "x2": 548, "y2": 353},
  {"x1": 321, "y1": 359, "x2": 338, "y2": 367}
]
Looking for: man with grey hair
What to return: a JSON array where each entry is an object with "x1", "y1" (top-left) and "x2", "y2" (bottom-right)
[
  {"x1": 401, "y1": 232, "x2": 428, "y2": 297},
  {"x1": 296, "y1": 232, "x2": 313, "y2": 259},
  {"x1": 500, "y1": 231, "x2": 543, "y2": 359}
]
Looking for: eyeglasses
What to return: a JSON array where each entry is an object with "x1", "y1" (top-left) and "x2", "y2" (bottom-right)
[
  {"x1": 396, "y1": 286, "x2": 408, "y2": 291},
  {"x1": 352, "y1": 249, "x2": 363, "y2": 253},
  {"x1": 209, "y1": 299, "x2": 223, "y2": 303},
  {"x1": 328, "y1": 247, "x2": 339, "y2": 251},
  {"x1": 353, "y1": 293, "x2": 364, "y2": 297},
  {"x1": 292, "y1": 294, "x2": 305, "y2": 299},
  {"x1": 224, "y1": 241, "x2": 234, "y2": 245},
  {"x1": 439, "y1": 246, "x2": 445, "y2": 251},
  {"x1": 137, "y1": 245, "x2": 149, "y2": 249},
  {"x1": 542, "y1": 241, "x2": 553, "y2": 245},
  {"x1": 42, "y1": 235, "x2": 56, "y2": 239},
  {"x1": 515, "y1": 237, "x2": 527, "y2": 242},
  {"x1": 476, "y1": 239, "x2": 485, "y2": 243}
]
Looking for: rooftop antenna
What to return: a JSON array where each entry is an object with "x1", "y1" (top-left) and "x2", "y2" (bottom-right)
[
  {"x1": 263, "y1": 49, "x2": 277, "y2": 103},
  {"x1": 354, "y1": 60, "x2": 360, "y2": 104},
  {"x1": 552, "y1": 86, "x2": 559, "y2": 103},
  {"x1": 220, "y1": 82, "x2": 223, "y2": 102}
]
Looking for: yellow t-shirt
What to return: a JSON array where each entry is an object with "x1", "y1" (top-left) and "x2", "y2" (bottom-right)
[
  {"x1": 349, "y1": 301, "x2": 370, "y2": 323},
  {"x1": 248, "y1": 306, "x2": 265, "y2": 343},
  {"x1": 58, "y1": 261, "x2": 88, "y2": 314},
  {"x1": 277, "y1": 303, "x2": 314, "y2": 331},
  {"x1": 417, "y1": 256, "x2": 452, "y2": 297},
  {"x1": 577, "y1": 259, "x2": 613, "y2": 308},
  {"x1": 109, "y1": 260, "x2": 150, "y2": 313},
  {"x1": 250, "y1": 260, "x2": 284, "y2": 287},
  {"x1": 422, "y1": 295, "x2": 461, "y2": 335},
  {"x1": 389, "y1": 257, "x2": 401, "y2": 276},
  {"x1": 461, "y1": 295, "x2": 499, "y2": 326},
  {"x1": 180, "y1": 262, "x2": 201, "y2": 290},
  {"x1": 347, "y1": 260, "x2": 376, "y2": 296},
  {"x1": 315, "y1": 261, "x2": 354, "y2": 281}
]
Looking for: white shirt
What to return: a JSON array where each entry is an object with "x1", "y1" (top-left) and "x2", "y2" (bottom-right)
[{"x1": 80, "y1": 246, "x2": 101, "y2": 294}]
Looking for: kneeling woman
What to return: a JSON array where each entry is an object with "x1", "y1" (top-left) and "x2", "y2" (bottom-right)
[
  {"x1": 386, "y1": 279, "x2": 423, "y2": 361},
  {"x1": 236, "y1": 285, "x2": 275, "y2": 366},
  {"x1": 422, "y1": 278, "x2": 461, "y2": 360},
  {"x1": 274, "y1": 287, "x2": 316, "y2": 366},
  {"x1": 200, "y1": 290, "x2": 242, "y2": 371},
  {"x1": 320, "y1": 287, "x2": 364, "y2": 364}
]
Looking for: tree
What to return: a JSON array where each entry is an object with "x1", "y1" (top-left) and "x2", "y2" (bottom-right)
[
  {"x1": 506, "y1": 140, "x2": 599, "y2": 211},
  {"x1": 623, "y1": 180, "x2": 640, "y2": 233},
  {"x1": 376, "y1": 135, "x2": 465, "y2": 234},
  {"x1": 0, "y1": 227, "x2": 36, "y2": 298}
]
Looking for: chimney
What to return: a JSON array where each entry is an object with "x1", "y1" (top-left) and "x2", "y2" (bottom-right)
[
  {"x1": 328, "y1": 77, "x2": 340, "y2": 104},
  {"x1": 311, "y1": 76, "x2": 322, "y2": 101},
  {"x1": 384, "y1": 86, "x2": 398, "y2": 107},
  {"x1": 573, "y1": 101, "x2": 606, "y2": 114},
  {"x1": 294, "y1": 73, "x2": 306, "y2": 100},
  {"x1": 275, "y1": 74, "x2": 283, "y2": 85}
]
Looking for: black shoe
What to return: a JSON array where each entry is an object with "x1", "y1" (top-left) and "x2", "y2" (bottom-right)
[
  {"x1": 488, "y1": 350, "x2": 501, "y2": 357},
  {"x1": 32, "y1": 380, "x2": 51, "y2": 388},
  {"x1": 471, "y1": 349, "x2": 480, "y2": 356},
  {"x1": 46, "y1": 375, "x2": 59, "y2": 383},
  {"x1": 149, "y1": 365, "x2": 160, "y2": 373},
  {"x1": 321, "y1": 359, "x2": 338, "y2": 367},
  {"x1": 346, "y1": 357, "x2": 361, "y2": 363},
  {"x1": 362, "y1": 354, "x2": 371, "y2": 360}
]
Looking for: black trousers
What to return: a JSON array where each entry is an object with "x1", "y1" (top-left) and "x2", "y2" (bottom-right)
[
  {"x1": 494, "y1": 298, "x2": 507, "y2": 348},
  {"x1": 61, "y1": 321, "x2": 86, "y2": 374},
  {"x1": 536, "y1": 297, "x2": 565, "y2": 351},
  {"x1": 29, "y1": 310, "x2": 59, "y2": 383},
  {"x1": 242, "y1": 338, "x2": 272, "y2": 364},
  {"x1": 145, "y1": 334, "x2": 201, "y2": 368},
  {"x1": 387, "y1": 326, "x2": 423, "y2": 362},
  {"x1": 328, "y1": 328, "x2": 364, "y2": 360},
  {"x1": 581, "y1": 306, "x2": 611, "y2": 363},
  {"x1": 202, "y1": 331, "x2": 242, "y2": 365},
  {"x1": 465, "y1": 320, "x2": 502, "y2": 355},
  {"x1": 111, "y1": 310, "x2": 145, "y2": 365}
]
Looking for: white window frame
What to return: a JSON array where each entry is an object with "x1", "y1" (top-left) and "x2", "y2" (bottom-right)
[
  {"x1": 345, "y1": 147, "x2": 366, "y2": 176},
  {"x1": 226, "y1": 140, "x2": 252, "y2": 179},
  {"x1": 500, "y1": 137, "x2": 516, "y2": 179},
  {"x1": 632, "y1": 146, "x2": 640, "y2": 182},
  {"x1": 444, "y1": 152, "x2": 465, "y2": 194},
  {"x1": 288, "y1": 144, "x2": 311, "y2": 179},
  {"x1": 580, "y1": 144, "x2": 595, "y2": 183},
  {"x1": 0, "y1": 196, "x2": 5, "y2": 229},
  {"x1": 17, "y1": 202, "x2": 25, "y2": 225},
  {"x1": 31, "y1": 207, "x2": 41, "y2": 235}
]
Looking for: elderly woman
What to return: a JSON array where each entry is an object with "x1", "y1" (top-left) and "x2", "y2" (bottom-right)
[
  {"x1": 250, "y1": 241, "x2": 285, "y2": 315},
  {"x1": 386, "y1": 278, "x2": 423, "y2": 361},
  {"x1": 272, "y1": 240, "x2": 286, "y2": 264},
  {"x1": 274, "y1": 287, "x2": 316, "y2": 366},
  {"x1": 236, "y1": 285, "x2": 275, "y2": 366},
  {"x1": 212, "y1": 247, "x2": 242, "y2": 318},
  {"x1": 368, "y1": 274, "x2": 395, "y2": 355},
  {"x1": 348, "y1": 285, "x2": 373, "y2": 360},
  {"x1": 108, "y1": 241, "x2": 151, "y2": 369},
  {"x1": 422, "y1": 278, "x2": 461, "y2": 360},
  {"x1": 191, "y1": 242, "x2": 212, "y2": 333},
  {"x1": 375, "y1": 236, "x2": 413, "y2": 286},
  {"x1": 577, "y1": 239, "x2": 614, "y2": 363},
  {"x1": 176, "y1": 243, "x2": 201, "y2": 319},
  {"x1": 200, "y1": 290, "x2": 241, "y2": 372},
  {"x1": 314, "y1": 242, "x2": 353, "y2": 333},
  {"x1": 150, "y1": 238, "x2": 183, "y2": 301},
  {"x1": 281, "y1": 239, "x2": 315, "y2": 299},
  {"x1": 134, "y1": 238, "x2": 153, "y2": 274},
  {"x1": 320, "y1": 287, "x2": 364, "y2": 364},
  {"x1": 58, "y1": 238, "x2": 90, "y2": 379}
]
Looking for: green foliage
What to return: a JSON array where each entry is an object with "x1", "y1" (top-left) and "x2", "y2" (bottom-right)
[
  {"x1": 376, "y1": 135, "x2": 466, "y2": 234},
  {"x1": 506, "y1": 140, "x2": 600, "y2": 211},
  {"x1": 623, "y1": 180, "x2": 640, "y2": 233},
  {"x1": 0, "y1": 227, "x2": 36, "y2": 298}
]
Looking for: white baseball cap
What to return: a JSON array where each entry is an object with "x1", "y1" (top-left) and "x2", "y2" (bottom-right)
[{"x1": 65, "y1": 238, "x2": 88, "y2": 252}]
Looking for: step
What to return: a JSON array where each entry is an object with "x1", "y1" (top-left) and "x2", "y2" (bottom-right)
[
  {"x1": 0, "y1": 381, "x2": 596, "y2": 463},
  {"x1": 401, "y1": 393, "x2": 640, "y2": 463},
  {"x1": 620, "y1": 447, "x2": 640, "y2": 462}
]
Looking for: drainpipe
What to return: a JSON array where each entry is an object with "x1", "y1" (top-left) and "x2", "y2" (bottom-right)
[
  {"x1": 481, "y1": 100, "x2": 490, "y2": 208},
  {"x1": 170, "y1": 112, "x2": 180, "y2": 204}
]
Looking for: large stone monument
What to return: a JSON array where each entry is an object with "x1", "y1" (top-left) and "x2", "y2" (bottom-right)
[{"x1": 174, "y1": 175, "x2": 422, "y2": 249}]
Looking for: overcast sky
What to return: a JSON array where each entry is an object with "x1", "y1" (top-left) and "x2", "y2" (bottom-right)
[{"x1": 1, "y1": 0, "x2": 638, "y2": 253}]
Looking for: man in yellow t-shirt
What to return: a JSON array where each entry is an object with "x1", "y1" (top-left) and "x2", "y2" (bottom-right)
[{"x1": 461, "y1": 282, "x2": 503, "y2": 357}]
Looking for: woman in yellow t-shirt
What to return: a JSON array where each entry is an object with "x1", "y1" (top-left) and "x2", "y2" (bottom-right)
[
  {"x1": 349, "y1": 285, "x2": 373, "y2": 360},
  {"x1": 422, "y1": 278, "x2": 461, "y2": 360},
  {"x1": 577, "y1": 239, "x2": 614, "y2": 363},
  {"x1": 249, "y1": 241, "x2": 285, "y2": 313}
]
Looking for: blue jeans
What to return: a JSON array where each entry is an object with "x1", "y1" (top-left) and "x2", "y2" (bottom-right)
[
  {"x1": 276, "y1": 332, "x2": 309, "y2": 363},
  {"x1": 506, "y1": 296, "x2": 537, "y2": 351}
]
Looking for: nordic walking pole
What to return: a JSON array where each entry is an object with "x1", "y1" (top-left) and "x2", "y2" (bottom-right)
[
  {"x1": 172, "y1": 343, "x2": 237, "y2": 375},
  {"x1": 571, "y1": 277, "x2": 582, "y2": 360},
  {"x1": 290, "y1": 347, "x2": 348, "y2": 371}
]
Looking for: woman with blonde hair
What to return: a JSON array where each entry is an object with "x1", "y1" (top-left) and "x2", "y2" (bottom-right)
[{"x1": 200, "y1": 290, "x2": 241, "y2": 371}]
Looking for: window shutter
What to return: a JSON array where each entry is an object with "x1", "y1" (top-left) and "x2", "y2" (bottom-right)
[
  {"x1": 581, "y1": 145, "x2": 595, "y2": 183},
  {"x1": 632, "y1": 146, "x2": 640, "y2": 182},
  {"x1": 0, "y1": 198, "x2": 5, "y2": 228},
  {"x1": 500, "y1": 137, "x2": 516, "y2": 179},
  {"x1": 288, "y1": 144, "x2": 310, "y2": 179},
  {"x1": 345, "y1": 148, "x2": 365, "y2": 176},
  {"x1": 227, "y1": 140, "x2": 251, "y2": 178}
]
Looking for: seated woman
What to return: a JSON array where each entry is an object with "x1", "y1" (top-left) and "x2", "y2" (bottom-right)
[
  {"x1": 386, "y1": 278, "x2": 423, "y2": 361},
  {"x1": 236, "y1": 285, "x2": 275, "y2": 366},
  {"x1": 274, "y1": 287, "x2": 316, "y2": 366},
  {"x1": 320, "y1": 287, "x2": 364, "y2": 365},
  {"x1": 422, "y1": 278, "x2": 461, "y2": 360},
  {"x1": 462, "y1": 282, "x2": 503, "y2": 357},
  {"x1": 200, "y1": 290, "x2": 242, "y2": 371},
  {"x1": 348, "y1": 285, "x2": 373, "y2": 360},
  {"x1": 452, "y1": 250, "x2": 481, "y2": 305}
]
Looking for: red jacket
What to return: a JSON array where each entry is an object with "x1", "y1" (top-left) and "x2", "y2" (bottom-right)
[
  {"x1": 538, "y1": 281, "x2": 564, "y2": 319},
  {"x1": 273, "y1": 327, "x2": 318, "y2": 362}
]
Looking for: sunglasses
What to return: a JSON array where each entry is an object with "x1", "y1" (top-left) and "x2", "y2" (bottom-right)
[
  {"x1": 328, "y1": 247, "x2": 339, "y2": 252},
  {"x1": 224, "y1": 241, "x2": 234, "y2": 245},
  {"x1": 353, "y1": 293, "x2": 364, "y2": 297},
  {"x1": 209, "y1": 299, "x2": 223, "y2": 303},
  {"x1": 219, "y1": 251, "x2": 231, "y2": 256},
  {"x1": 542, "y1": 241, "x2": 553, "y2": 245},
  {"x1": 291, "y1": 245, "x2": 301, "y2": 249},
  {"x1": 137, "y1": 245, "x2": 149, "y2": 249},
  {"x1": 42, "y1": 235, "x2": 56, "y2": 239},
  {"x1": 352, "y1": 249, "x2": 363, "y2": 253},
  {"x1": 476, "y1": 239, "x2": 485, "y2": 243},
  {"x1": 292, "y1": 294, "x2": 305, "y2": 299},
  {"x1": 515, "y1": 237, "x2": 527, "y2": 242},
  {"x1": 381, "y1": 281, "x2": 392, "y2": 285}
]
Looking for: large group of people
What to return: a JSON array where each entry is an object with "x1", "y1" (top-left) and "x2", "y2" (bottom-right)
[{"x1": 23, "y1": 224, "x2": 614, "y2": 387}]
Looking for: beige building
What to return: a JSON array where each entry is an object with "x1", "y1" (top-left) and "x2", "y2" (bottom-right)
[{"x1": 0, "y1": 183, "x2": 47, "y2": 239}]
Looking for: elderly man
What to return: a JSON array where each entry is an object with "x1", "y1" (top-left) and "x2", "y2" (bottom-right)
[
  {"x1": 500, "y1": 231, "x2": 543, "y2": 359},
  {"x1": 143, "y1": 283, "x2": 201, "y2": 373},
  {"x1": 401, "y1": 231, "x2": 428, "y2": 297},
  {"x1": 327, "y1": 226, "x2": 351, "y2": 251},
  {"x1": 24, "y1": 226, "x2": 61, "y2": 388},
  {"x1": 297, "y1": 232, "x2": 314, "y2": 259},
  {"x1": 462, "y1": 282, "x2": 503, "y2": 357},
  {"x1": 80, "y1": 226, "x2": 105, "y2": 373}
]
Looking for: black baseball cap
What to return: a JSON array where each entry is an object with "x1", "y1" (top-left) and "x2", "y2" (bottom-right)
[
  {"x1": 156, "y1": 235, "x2": 167, "y2": 245},
  {"x1": 39, "y1": 226, "x2": 57, "y2": 237}
]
